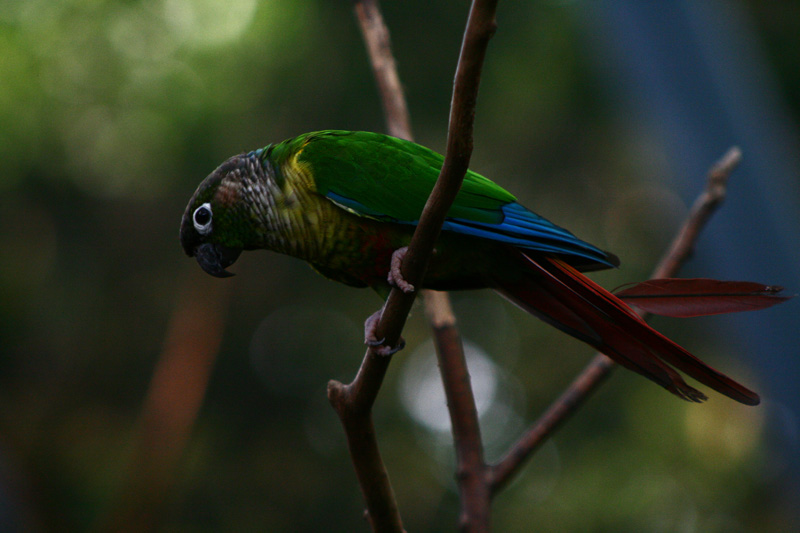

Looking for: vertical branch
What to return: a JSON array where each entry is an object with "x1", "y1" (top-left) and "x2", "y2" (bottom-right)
[
  {"x1": 424, "y1": 291, "x2": 490, "y2": 531},
  {"x1": 357, "y1": 4, "x2": 494, "y2": 520},
  {"x1": 425, "y1": 3, "x2": 499, "y2": 530},
  {"x1": 488, "y1": 147, "x2": 742, "y2": 493},
  {"x1": 331, "y1": 1, "x2": 500, "y2": 531},
  {"x1": 353, "y1": 0, "x2": 412, "y2": 140}
]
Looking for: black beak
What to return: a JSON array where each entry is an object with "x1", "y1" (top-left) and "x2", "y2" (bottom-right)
[{"x1": 194, "y1": 243, "x2": 242, "y2": 278}]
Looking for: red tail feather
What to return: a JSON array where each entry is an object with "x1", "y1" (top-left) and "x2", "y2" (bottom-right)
[
  {"x1": 491, "y1": 251, "x2": 760, "y2": 405},
  {"x1": 615, "y1": 278, "x2": 790, "y2": 317}
]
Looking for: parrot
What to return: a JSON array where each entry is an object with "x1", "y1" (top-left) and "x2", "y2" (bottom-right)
[{"x1": 180, "y1": 130, "x2": 760, "y2": 406}]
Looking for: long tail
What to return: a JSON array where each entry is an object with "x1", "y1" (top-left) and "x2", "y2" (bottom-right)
[{"x1": 491, "y1": 251, "x2": 760, "y2": 405}]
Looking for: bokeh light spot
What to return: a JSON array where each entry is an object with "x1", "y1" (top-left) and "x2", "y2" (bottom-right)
[
  {"x1": 684, "y1": 394, "x2": 765, "y2": 468},
  {"x1": 399, "y1": 339, "x2": 503, "y2": 434},
  {"x1": 164, "y1": 0, "x2": 258, "y2": 48}
]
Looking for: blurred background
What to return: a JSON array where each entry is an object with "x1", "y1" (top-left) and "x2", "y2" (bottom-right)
[{"x1": 1, "y1": 0, "x2": 798, "y2": 531}]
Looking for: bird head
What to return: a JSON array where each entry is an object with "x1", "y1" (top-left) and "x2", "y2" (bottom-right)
[{"x1": 180, "y1": 152, "x2": 267, "y2": 277}]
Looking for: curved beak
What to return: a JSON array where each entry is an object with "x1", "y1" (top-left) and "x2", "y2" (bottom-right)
[{"x1": 194, "y1": 243, "x2": 242, "y2": 278}]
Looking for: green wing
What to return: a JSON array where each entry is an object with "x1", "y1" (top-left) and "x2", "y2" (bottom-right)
[
  {"x1": 282, "y1": 130, "x2": 512, "y2": 224},
  {"x1": 265, "y1": 130, "x2": 615, "y2": 267}
]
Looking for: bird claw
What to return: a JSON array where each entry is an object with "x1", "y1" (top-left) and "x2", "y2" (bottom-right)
[
  {"x1": 388, "y1": 246, "x2": 415, "y2": 293},
  {"x1": 364, "y1": 309, "x2": 406, "y2": 356}
]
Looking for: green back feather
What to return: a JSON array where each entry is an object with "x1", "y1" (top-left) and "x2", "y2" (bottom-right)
[{"x1": 266, "y1": 130, "x2": 514, "y2": 225}]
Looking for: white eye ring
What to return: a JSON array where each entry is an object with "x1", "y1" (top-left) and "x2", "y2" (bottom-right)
[{"x1": 193, "y1": 202, "x2": 213, "y2": 235}]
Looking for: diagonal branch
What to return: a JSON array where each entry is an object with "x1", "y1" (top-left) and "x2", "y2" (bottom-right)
[
  {"x1": 488, "y1": 146, "x2": 743, "y2": 494},
  {"x1": 415, "y1": 3, "x2": 500, "y2": 531},
  {"x1": 329, "y1": 1, "x2": 499, "y2": 531},
  {"x1": 366, "y1": 0, "x2": 499, "y2": 362},
  {"x1": 326, "y1": 4, "x2": 409, "y2": 531}
]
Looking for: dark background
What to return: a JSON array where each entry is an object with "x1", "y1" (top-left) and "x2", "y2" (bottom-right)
[{"x1": 1, "y1": 1, "x2": 798, "y2": 531}]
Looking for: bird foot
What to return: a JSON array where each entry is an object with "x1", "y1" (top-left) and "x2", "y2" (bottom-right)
[
  {"x1": 388, "y1": 246, "x2": 415, "y2": 293},
  {"x1": 364, "y1": 309, "x2": 406, "y2": 356}
]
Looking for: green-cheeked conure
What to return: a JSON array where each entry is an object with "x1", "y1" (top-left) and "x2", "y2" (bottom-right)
[{"x1": 180, "y1": 130, "x2": 759, "y2": 406}]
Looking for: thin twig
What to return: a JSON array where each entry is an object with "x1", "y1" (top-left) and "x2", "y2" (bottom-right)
[
  {"x1": 651, "y1": 147, "x2": 739, "y2": 279},
  {"x1": 353, "y1": 0, "x2": 412, "y2": 140},
  {"x1": 488, "y1": 147, "x2": 743, "y2": 493}
]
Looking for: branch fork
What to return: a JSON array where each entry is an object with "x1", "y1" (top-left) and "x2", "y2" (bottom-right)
[{"x1": 332, "y1": 1, "x2": 741, "y2": 530}]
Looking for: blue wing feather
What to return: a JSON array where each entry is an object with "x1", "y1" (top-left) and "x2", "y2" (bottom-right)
[
  {"x1": 445, "y1": 202, "x2": 615, "y2": 267},
  {"x1": 328, "y1": 191, "x2": 615, "y2": 268}
]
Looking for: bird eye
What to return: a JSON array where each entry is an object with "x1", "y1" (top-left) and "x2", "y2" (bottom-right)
[{"x1": 193, "y1": 203, "x2": 213, "y2": 234}]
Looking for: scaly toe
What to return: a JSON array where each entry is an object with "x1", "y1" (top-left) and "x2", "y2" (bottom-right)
[
  {"x1": 363, "y1": 309, "x2": 406, "y2": 356},
  {"x1": 364, "y1": 310, "x2": 383, "y2": 346},
  {"x1": 388, "y1": 246, "x2": 415, "y2": 293},
  {"x1": 372, "y1": 337, "x2": 406, "y2": 356}
]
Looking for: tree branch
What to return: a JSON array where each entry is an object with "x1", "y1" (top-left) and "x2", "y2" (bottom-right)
[
  {"x1": 421, "y1": 4, "x2": 500, "y2": 530},
  {"x1": 424, "y1": 291, "x2": 491, "y2": 531},
  {"x1": 488, "y1": 146, "x2": 743, "y2": 494},
  {"x1": 353, "y1": 0, "x2": 412, "y2": 140},
  {"x1": 326, "y1": 4, "x2": 409, "y2": 531},
  {"x1": 365, "y1": 2, "x2": 498, "y2": 364},
  {"x1": 335, "y1": 0, "x2": 742, "y2": 526},
  {"x1": 329, "y1": 1, "x2": 499, "y2": 531}
]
